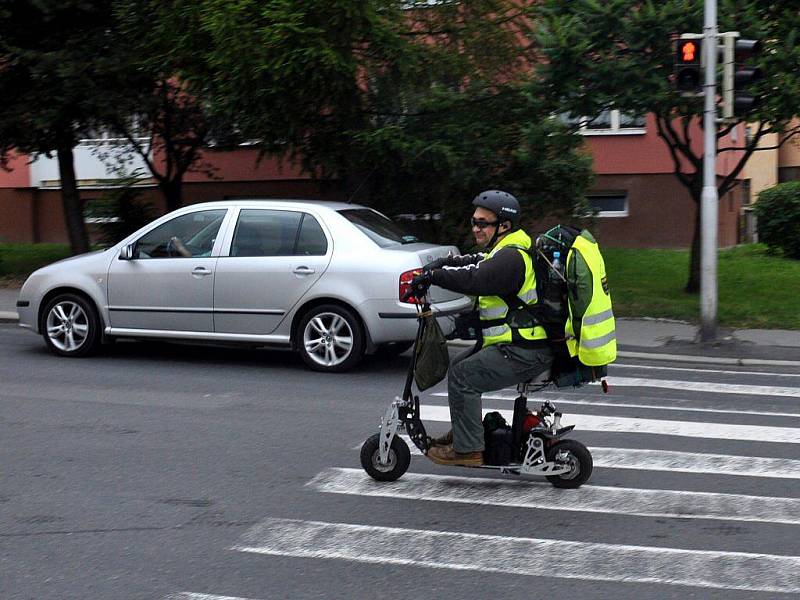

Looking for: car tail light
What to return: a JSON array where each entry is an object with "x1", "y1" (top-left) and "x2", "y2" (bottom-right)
[{"x1": 399, "y1": 269, "x2": 423, "y2": 304}]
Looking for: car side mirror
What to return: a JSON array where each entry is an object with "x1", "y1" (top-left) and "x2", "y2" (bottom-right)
[{"x1": 119, "y1": 244, "x2": 136, "y2": 260}]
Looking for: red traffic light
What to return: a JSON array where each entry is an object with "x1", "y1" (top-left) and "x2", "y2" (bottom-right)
[
  {"x1": 674, "y1": 38, "x2": 703, "y2": 93},
  {"x1": 680, "y1": 40, "x2": 698, "y2": 62}
]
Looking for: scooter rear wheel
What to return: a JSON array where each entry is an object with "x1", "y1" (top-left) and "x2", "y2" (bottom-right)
[
  {"x1": 360, "y1": 433, "x2": 411, "y2": 482},
  {"x1": 545, "y1": 439, "x2": 593, "y2": 488}
]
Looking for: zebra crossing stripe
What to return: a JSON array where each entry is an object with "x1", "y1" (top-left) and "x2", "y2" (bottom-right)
[
  {"x1": 420, "y1": 404, "x2": 800, "y2": 444},
  {"x1": 611, "y1": 362, "x2": 800, "y2": 378},
  {"x1": 373, "y1": 435, "x2": 800, "y2": 479},
  {"x1": 434, "y1": 391, "x2": 800, "y2": 418},
  {"x1": 591, "y1": 446, "x2": 800, "y2": 479},
  {"x1": 309, "y1": 468, "x2": 800, "y2": 525},
  {"x1": 234, "y1": 517, "x2": 800, "y2": 594},
  {"x1": 165, "y1": 594, "x2": 263, "y2": 600},
  {"x1": 590, "y1": 376, "x2": 800, "y2": 397}
]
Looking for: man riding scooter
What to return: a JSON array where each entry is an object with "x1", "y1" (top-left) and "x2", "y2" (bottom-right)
[{"x1": 409, "y1": 190, "x2": 556, "y2": 466}]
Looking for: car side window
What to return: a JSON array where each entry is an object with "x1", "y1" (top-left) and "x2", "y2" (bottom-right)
[
  {"x1": 230, "y1": 209, "x2": 302, "y2": 257},
  {"x1": 296, "y1": 214, "x2": 328, "y2": 256},
  {"x1": 136, "y1": 209, "x2": 227, "y2": 259}
]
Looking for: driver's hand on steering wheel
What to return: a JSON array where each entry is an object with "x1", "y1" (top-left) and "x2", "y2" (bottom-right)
[{"x1": 169, "y1": 236, "x2": 192, "y2": 258}]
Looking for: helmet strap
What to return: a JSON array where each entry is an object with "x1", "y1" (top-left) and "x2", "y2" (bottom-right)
[{"x1": 487, "y1": 220, "x2": 510, "y2": 249}]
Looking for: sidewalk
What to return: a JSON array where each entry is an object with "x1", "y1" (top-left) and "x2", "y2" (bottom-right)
[
  {"x1": 0, "y1": 287, "x2": 18, "y2": 323},
  {"x1": 3, "y1": 286, "x2": 800, "y2": 364}
]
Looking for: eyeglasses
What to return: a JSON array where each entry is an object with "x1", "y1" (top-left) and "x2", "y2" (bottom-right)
[{"x1": 471, "y1": 218, "x2": 498, "y2": 230}]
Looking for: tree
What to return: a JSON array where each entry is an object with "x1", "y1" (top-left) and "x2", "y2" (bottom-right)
[
  {"x1": 147, "y1": 0, "x2": 593, "y2": 243},
  {"x1": 102, "y1": 78, "x2": 220, "y2": 213},
  {"x1": 533, "y1": 0, "x2": 800, "y2": 291},
  {"x1": 105, "y1": 2, "x2": 232, "y2": 213},
  {"x1": 0, "y1": 0, "x2": 127, "y2": 255}
]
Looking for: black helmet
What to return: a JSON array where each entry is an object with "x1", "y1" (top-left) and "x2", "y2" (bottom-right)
[{"x1": 472, "y1": 190, "x2": 520, "y2": 227}]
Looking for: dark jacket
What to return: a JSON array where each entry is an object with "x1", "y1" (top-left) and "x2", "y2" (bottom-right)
[{"x1": 428, "y1": 244, "x2": 526, "y2": 297}]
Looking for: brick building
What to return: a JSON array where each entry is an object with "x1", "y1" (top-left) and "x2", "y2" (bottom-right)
[{"x1": 0, "y1": 113, "x2": 755, "y2": 248}]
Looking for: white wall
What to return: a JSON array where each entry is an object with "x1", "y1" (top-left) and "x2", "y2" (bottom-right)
[{"x1": 28, "y1": 142, "x2": 150, "y2": 188}]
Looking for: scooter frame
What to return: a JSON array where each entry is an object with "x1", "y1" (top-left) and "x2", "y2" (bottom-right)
[{"x1": 370, "y1": 293, "x2": 593, "y2": 484}]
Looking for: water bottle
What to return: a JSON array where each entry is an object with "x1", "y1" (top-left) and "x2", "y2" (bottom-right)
[{"x1": 551, "y1": 250, "x2": 562, "y2": 274}]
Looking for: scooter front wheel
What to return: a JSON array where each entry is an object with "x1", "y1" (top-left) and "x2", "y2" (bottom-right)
[
  {"x1": 545, "y1": 439, "x2": 593, "y2": 489},
  {"x1": 360, "y1": 433, "x2": 411, "y2": 482}
]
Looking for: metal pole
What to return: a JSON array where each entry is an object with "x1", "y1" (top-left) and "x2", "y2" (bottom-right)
[{"x1": 700, "y1": 0, "x2": 718, "y2": 341}]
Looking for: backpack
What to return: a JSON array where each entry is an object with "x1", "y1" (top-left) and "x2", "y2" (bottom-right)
[{"x1": 526, "y1": 225, "x2": 616, "y2": 373}]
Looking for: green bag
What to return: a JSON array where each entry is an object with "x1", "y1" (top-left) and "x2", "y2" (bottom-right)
[{"x1": 413, "y1": 314, "x2": 450, "y2": 391}]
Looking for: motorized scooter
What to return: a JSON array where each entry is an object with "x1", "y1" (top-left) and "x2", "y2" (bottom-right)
[{"x1": 360, "y1": 292, "x2": 603, "y2": 488}]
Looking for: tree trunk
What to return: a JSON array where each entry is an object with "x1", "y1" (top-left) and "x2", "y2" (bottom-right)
[
  {"x1": 685, "y1": 192, "x2": 701, "y2": 293},
  {"x1": 56, "y1": 141, "x2": 90, "y2": 255},
  {"x1": 159, "y1": 178, "x2": 183, "y2": 213}
]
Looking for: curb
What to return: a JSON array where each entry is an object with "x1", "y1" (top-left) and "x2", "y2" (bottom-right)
[{"x1": 446, "y1": 340, "x2": 800, "y2": 368}]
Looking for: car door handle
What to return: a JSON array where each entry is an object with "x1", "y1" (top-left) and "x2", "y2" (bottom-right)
[
  {"x1": 293, "y1": 266, "x2": 315, "y2": 275},
  {"x1": 192, "y1": 267, "x2": 213, "y2": 276}
]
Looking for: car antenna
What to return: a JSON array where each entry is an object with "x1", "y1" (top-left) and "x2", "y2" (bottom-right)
[{"x1": 346, "y1": 143, "x2": 436, "y2": 204}]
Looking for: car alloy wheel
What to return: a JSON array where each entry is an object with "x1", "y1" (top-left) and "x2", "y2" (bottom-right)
[
  {"x1": 303, "y1": 311, "x2": 355, "y2": 368},
  {"x1": 46, "y1": 300, "x2": 90, "y2": 352},
  {"x1": 297, "y1": 304, "x2": 365, "y2": 372},
  {"x1": 42, "y1": 293, "x2": 101, "y2": 357}
]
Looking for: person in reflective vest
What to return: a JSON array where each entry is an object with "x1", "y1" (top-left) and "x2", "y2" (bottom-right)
[
  {"x1": 564, "y1": 231, "x2": 617, "y2": 366},
  {"x1": 409, "y1": 190, "x2": 555, "y2": 466}
]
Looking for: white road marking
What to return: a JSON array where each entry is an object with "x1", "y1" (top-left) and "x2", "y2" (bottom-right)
[
  {"x1": 165, "y1": 594, "x2": 263, "y2": 600},
  {"x1": 591, "y1": 446, "x2": 800, "y2": 479},
  {"x1": 617, "y1": 350, "x2": 800, "y2": 368},
  {"x1": 309, "y1": 468, "x2": 800, "y2": 525},
  {"x1": 592, "y1": 376, "x2": 800, "y2": 397},
  {"x1": 611, "y1": 362, "x2": 800, "y2": 378},
  {"x1": 235, "y1": 517, "x2": 800, "y2": 594},
  {"x1": 420, "y1": 404, "x2": 800, "y2": 444},
  {"x1": 433, "y1": 391, "x2": 800, "y2": 419},
  {"x1": 357, "y1": 436, "x2": 800, "y2": 479}
]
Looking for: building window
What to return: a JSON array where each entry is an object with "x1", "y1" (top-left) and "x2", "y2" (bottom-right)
[
  {"x1": 741, "y1": 179, "x2": 751, "y2": 205},
  {"x1": 779, "y1": 167, "x2": 800, "y2": 183},
  {"x1": 79, "y1": 117, "x2": 147, "y2": 146},
  {"x1": 561, "y1": 110, "x2": 646, "y2": 135},
  {"x1": 586, "y1": 193, "x2": 629, "y2": 217}
]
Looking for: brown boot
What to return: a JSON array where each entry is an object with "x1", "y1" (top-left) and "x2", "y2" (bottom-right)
[
  {"x1": 430, "y1": 430, "x2": 453, "y2": 447},
  {"x1": 427, "y1": 444, "x2": 483, "y2": 466}
]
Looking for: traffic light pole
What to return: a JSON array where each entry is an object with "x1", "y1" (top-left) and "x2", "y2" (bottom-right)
[{"x1": 700, "y1": 0, "x2": 718, "y2": 342}]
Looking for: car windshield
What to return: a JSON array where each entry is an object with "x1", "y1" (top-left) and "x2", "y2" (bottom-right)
[{"x1": 338, "y1": 208, "x2": 418, "y2": 248}]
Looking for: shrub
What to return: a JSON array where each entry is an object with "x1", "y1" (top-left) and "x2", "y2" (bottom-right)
[{"x1": 754, "y1": 181, "x2": 800, "y2": 259}]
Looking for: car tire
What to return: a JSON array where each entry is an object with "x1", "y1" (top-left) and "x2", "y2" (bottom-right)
[
  {"x1": 41, "y1": 293, "x2": 102, "y2": 358},
  {"x1": 296, "y1": 304, "x2": 365, "y2": 372}
]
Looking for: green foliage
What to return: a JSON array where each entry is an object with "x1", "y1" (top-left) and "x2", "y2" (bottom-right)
[
  {"x1": 0, "y1": 0, "x2": 138, "y2": 254},
  {"x1": 84, "y1": 174, "x2": 156, "y2": 247},
  {"x1": 0, "y1": 1, "x2": 128, "y2": 156},
  {"x1": 754, "y1": 182, "x2": 800, "y2": 259},
  {"x1": 154, "y1": 0, "x2": 593, "y2": 243},
  {"x1": 604, "y1": 245, "x2": 800, "y2": 328},
  {"x1": 0, "y1": 244, "x2": 71, "y2": 278},
  {"x1": 533, "y1": 0, "x2": 800, "y2": 289}
]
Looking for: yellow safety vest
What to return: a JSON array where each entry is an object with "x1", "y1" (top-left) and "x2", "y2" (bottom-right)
[
  {"x1": 565, "y1": 233, "x2": 616, "y2": 366},
  {"x1": 479, "y1": 230, "x2": 548, "y2": 347}
]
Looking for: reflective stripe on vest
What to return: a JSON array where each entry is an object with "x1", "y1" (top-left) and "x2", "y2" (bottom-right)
[
  {"x1": 565, "y1": 234, "x2": 617, "y2": 366},
  {"x1": 478, "y1": 230, "x2": 547, "y2": 347}
]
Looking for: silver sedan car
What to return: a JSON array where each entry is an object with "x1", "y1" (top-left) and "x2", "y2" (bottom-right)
[{"x1": 16, "y1": 200, "x2": 471, "y2": 372}]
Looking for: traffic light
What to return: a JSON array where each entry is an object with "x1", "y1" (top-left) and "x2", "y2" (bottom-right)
[
  {"x1": 674, "y1": 38, "x2": 703, "y2": 94},
  {"x1": 733, "y1": 39, "x2": 763, "y2": 116}
]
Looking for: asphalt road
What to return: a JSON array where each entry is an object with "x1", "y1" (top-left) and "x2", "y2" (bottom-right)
[{"x1": 2, "y1": 323, "x2": 799, "y2": 600}]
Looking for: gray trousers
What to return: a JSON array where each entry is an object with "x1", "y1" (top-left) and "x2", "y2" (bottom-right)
[{"x1": 447, "y1": 342, "x2": 554, "y2": 453}]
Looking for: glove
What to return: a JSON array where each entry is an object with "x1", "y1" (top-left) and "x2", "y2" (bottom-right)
[
  {"x1": 410, "y1": 271, "x2": 433, "y2": 294},
  {"x1": 423, "y1": 257, "x2": 447, "y2": 272}
]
